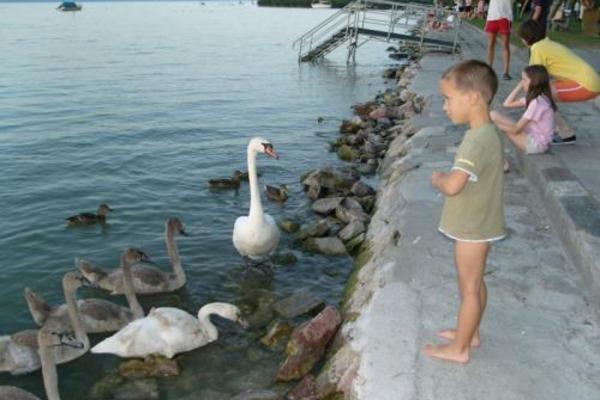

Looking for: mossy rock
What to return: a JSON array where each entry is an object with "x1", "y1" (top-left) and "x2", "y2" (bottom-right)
[
  {"x1": 337, "y1": 145, "x2": 358, "y2": 162},
  {"x1": 119, "y1": 355, "x2": 180, "y2": 379},
  {"x1": 90, "y1": 373, "x2": 124, "y2": 399},
  {"x1": 260, "y1": 320, "x2": 294, "y2": 348},
  {"x1": 345, "y1": 233, "x2": 365, "y2": 254},
  {"x1": 341, "y1": 241, "x2": 373, "y2": 313},
  {"x1": 279, "y1": 219, "x2": 300, "y2": 233}
]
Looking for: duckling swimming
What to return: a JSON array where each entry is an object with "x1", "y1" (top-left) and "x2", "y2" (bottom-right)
[
  {"x1": 265, "y1": 184, "x2": 288, "y2": 203},
  {"x1": 208, "y1": 170, "x2": 243, "y2": 189},
  {"x1": 66, "y1": 203, "x2": 112, "y2": 226}
]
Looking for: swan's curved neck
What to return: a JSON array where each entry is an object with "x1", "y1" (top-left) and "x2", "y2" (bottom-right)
[
  {"x1": 197, "y1": 306, "x2": 219, "y2": 341},
  {"x1": 120, "y1": 254, "x2": 144, "y2": 319},
  {"x1": 63, "y1": 280, "x2": 89, "y2": 350},
  {"x1": 165, "y1": 225, "x2": 185, "y2": 286},
  {"x1": 247, "y1": 148, "x2": 263, "y2": 222},
  {"x1": 39, "y1": 332, "x2": 60, "y2": 400}
]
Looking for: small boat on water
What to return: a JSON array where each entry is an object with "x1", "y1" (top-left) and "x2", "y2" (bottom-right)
[
  {"x1": 311, "y1": 0, "x2": 332, "y2": 9},
  {"x1": 57, "y1": 2, "x2": 82, "y2": 12}
]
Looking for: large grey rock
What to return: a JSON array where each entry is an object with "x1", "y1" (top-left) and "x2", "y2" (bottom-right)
[
  {"x1": 306, "y1": 183, "x2": 324, "y2": 200},
  {"x1": 296, "y1": 219, "x2": 330, "y2": 240},
  {"x1": 312, "y1": 197, "x2": 344, "y2": 215},
  {"x1": 351, "y1": 181, "x2": 376, "y2": 197},
  {"x1": 345, "y1": 233, "x2": 365, "y2": 253},
  {"x1": 302, "y1": 168, "x2": 359, "y2": 195},
  {"x1": 338, "y1": 220, "x2": 366, "y2": 241},
  {"x1": 303, "y1": 237, "x2": 348, "y2": 256},
  {"x1": 335, "y1": 198, "x2": 370, "y2": 224},
  {"x1": 272, "y1": 290, "x2": 325, "y2": 319}
]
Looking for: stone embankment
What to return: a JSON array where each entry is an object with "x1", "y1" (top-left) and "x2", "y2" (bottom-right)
[{"x1": 312, "y1": 48, "x2": 600, "y2": 400}]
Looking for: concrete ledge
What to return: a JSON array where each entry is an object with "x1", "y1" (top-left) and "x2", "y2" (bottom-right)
[{"x1": 514, "y1": 150, "x2": 600, "y2": 317}]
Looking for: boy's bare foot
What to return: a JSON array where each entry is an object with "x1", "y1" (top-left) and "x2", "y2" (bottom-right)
[
  {"x1": 424, "y1": 343, "x2": 470, "y2": 363},
  {"x1": 436, "y1": 330, "x2": 481, "y2": 347}
]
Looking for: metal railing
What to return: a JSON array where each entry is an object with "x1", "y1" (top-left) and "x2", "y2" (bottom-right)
[{"x1": 293, "y1": 0, "x2": 461, "y2": 63}]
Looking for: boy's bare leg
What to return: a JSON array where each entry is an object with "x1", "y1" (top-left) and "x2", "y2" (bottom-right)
[
  {"x1": 436, "y1": 250, "x2": 489, "y2": 347},
  {"x1": 425, "y1": 241, "x2": 489, "y2": 363},
  {"x1": 486, "y1": 32, "x2": 497, "y2": 68}
]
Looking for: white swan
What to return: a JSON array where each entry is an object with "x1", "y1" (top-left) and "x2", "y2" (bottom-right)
[
  {"x1": 232, "y1": 137, "x2": 280, "y2": 261},
  {"x1": 77, "y1": 218, "x2": 187, "y2": 294},
  {"x1": 91, "y1": 303, "x2": 248, "y2": 359},
  {"x1": 0, "y1": 270, "x2": 90, "y2": 376},
  {"x1": 24, "y1": 249, "x2": 146, "y2": 333}
]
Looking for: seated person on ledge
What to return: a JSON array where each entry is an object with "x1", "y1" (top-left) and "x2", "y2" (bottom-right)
[
  {"x1": 517, "y1": 20, "x2": 600, "y2": 145},
  {"x1": 491, "y1": 65, "x2": 556, "y2": 155}
]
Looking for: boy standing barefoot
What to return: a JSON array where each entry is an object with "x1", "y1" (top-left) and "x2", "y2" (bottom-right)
[{"x1": 425, "y1": 60, "x2": 505, "y2": 364}]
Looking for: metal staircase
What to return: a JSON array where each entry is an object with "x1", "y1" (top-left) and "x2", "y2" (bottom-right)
[{"x1": 293, "y1": 0, "x2": 461, "y2": 63}]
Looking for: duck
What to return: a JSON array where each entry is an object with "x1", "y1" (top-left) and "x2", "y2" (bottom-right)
[
  {"x1": 91, "y1": 302, "x2": 247, "y2": 359},
  {"x1": 208, "y1": 170, "x2": 243, "y2": 189},
  {"x1": 24, "y1": 248, "x2": 147, "y2": 333},
  {"x1": 0, "y1": 271, "x2": 91, "y2": 376},
  {"x1": 77, "y1": 218, "x2": 187, "y2": 295},
  {"x1": 265, "y1": 184, "x2": 288, "y2": 203},
  {"x1": 66, "y1": 203, "x2": 113, "y2": 226},
  {"x1": 232, "y1": 137, "x2": 280, "y2": 262},
  {"x1": 0, "y1": 328, "x2": 84, "y2": 400}
]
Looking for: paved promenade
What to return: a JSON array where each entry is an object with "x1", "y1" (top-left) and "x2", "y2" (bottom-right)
[{"x1": 348, "y1": 24, "x2": 600, "y2": 400}]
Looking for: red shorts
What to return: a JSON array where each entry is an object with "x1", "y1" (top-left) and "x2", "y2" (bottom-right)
[
  {"x1": 484, "y1": 18, "x2": 512, "y2": 35},
  {"x1": 552, "y1": 80, "x2": 600, "y2": 102}
]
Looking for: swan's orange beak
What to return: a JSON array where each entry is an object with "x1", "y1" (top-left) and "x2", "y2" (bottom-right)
[{"x1": 265, "y1": 146, "x2": 279, "y2": 160}]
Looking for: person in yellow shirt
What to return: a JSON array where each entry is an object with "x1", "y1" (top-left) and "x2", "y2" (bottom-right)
[{"x1": 517, "y1": 20, "x2": 600, "y2": 144}]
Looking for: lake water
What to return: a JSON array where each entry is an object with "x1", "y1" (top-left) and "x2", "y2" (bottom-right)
[{"x1": 0, "y1": 1, "x2": 395, "y2": 397}]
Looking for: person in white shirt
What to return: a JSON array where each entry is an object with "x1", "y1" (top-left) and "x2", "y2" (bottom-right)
[{"x1": 485, "y1": 0, "x2": 513, "y2": 80}]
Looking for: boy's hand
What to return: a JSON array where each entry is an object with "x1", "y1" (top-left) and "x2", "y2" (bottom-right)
[
  {"x1": 431, "y1": 171, "x2": 445, "y2": 189},
  {"x1": 431, "y1": 169, "x2": 470, "y2": 196}
]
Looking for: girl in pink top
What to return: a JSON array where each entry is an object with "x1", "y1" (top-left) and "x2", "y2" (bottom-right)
[{"x1": 491, "y1": 65, "x2": 556, "y2": 154}]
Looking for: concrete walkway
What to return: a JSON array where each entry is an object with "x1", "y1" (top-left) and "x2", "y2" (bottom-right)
[
  {"x1": 459, "y1": 23, "x2": 600, "y2": 315},
  {"x1": 348, "y1": 25, "x2": 600, "y2": 400}
]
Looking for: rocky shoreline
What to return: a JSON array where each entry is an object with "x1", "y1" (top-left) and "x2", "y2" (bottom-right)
[{"x1": 263, "y1": 47, "x2": 427, "y2": 400}]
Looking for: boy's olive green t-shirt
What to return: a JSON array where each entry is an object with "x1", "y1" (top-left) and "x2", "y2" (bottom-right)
[{"x1": 439, "y1": 123, "x2": 505, "y2": 241}]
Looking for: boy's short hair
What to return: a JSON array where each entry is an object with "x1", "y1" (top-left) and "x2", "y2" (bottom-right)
[
  {"x1": 518, "y1": 20, "x2": 546, "y2": 46},
  {"x1": 442, "y1": 60, "x2": 498, "y2": 105}
]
